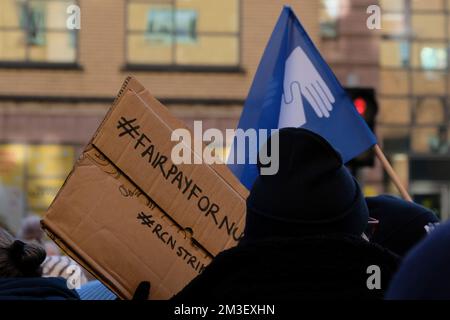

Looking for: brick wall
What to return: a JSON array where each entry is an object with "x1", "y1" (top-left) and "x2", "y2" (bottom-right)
[
  {"x1": 0, "y1": 0, "x2": 320, "y2": 145},
  {"x1": 0, "y1": 0, "x2": 320, "y2": 100},
  {"x1": 321, "y1": 0, "x2": 379, "y2": 87}
]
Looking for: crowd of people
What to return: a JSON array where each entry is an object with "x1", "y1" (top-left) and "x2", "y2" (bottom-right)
[{"x1": 0, "y1": 127, "x2": 448, "y2": 300}]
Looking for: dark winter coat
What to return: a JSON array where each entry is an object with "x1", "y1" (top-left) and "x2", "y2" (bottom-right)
[
  {"x1": 0, "y1": 277, "x2": 80, "y2": 300},
  {"x1": 172, "y1": 234, "x2": 400, "y2": 301}
]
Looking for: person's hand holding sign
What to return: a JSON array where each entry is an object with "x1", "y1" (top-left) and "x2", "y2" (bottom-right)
[{"x1": 278, "y1": 46, "x2": 336, "y2": 128}]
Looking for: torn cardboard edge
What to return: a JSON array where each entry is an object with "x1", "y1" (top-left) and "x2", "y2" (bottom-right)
[
  {"x1": 91, "y1": 78, "x2": 247, "y2": 256},
  {"x1": 40, "y1": 146, "x2": 134, "y2": 299},
  {"x1": 115, "y1": 77, "x2": 248, "y2": 198},
  {"x1": 43, "y1": 146, "x2": 213, "y2": 299},
  {"x1": 44, "y1": 223, "x2": 126, "y2": 298},
  {"x1": 40, "y1": 79, "x2": 140, "y2": 297},
  {"x1": 41, "y1": 76, "x2": 248, "y2": 299},
  {"x1": 92, "y1": 90, "x2": 245, "y2": 255}
]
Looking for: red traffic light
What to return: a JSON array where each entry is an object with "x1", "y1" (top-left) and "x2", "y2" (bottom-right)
[{"x1": 354, "y1": 97, "x2": 367, "y2": 116}]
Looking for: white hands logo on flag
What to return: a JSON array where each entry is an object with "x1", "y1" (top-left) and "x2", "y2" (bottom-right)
[{"x1": 278, "y1": 46, "x2": 336, "y2": 128}]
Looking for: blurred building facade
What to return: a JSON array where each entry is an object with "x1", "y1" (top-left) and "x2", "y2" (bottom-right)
[
  {"x1": 1, "y1": 0, "x2": 449, "y2": 232},
  {"x1": 0, "y1": 0, "x2": 320, "y2": 232},
  {"x1": 321, "y1": 0, "x2": 450, "y2": 219}
]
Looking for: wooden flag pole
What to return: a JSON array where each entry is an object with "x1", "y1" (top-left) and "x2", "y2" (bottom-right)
[{"x1": 374, "y1": 144, "x2": 413, "y2": 202}]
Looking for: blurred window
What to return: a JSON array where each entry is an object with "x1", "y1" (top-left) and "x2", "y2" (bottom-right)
[
  {"x1": 411, "y1": 126, "x2": 449, "y2": 154},
  {"x1": 415, "y1": 98, "x2": 445, "y2": 125},
  {"x1": 411, "y1": 14, "x2": 446, "y2": 39},
  {"x1": 382, "y1": 13, "x2": 407, "y2": 36},
  {"x1": 126, "y1": 0, "x2": 240, "y2": 66},
  {"x1": 379, "y1": 127, "x2": 411, "y2": 153},
  {"x1": 411, "y1": 42, "x2": 447, "y2": 70},
  {"x1": 412, "y1": 70, "x2": 446, "y2": 95},
  {"x1": 0, "y1": 144, "x2": 76, "y2": 233},
  {"x1": 379, "y1": 98, "x2": 411, "y2": 124},
  {"x1": 411, "y1": 0, "x2": 444, "y2": 11},
  {"x1": 379, "y1": 0, "x2": 450, "y2": 159},
  {"x1": 380, "y1": 40, "x2": 409, "y2": 67},
  {"x1": 0, "y1": 0, "x2": 78, "y2": 63},
  {"x1": 379, "y1": 70, "x2": 409, "y2": 95},
  {"x1": 320, "y1": 0, "x2": 340, "y2": 38},
  {"x1": 380, "y1": 0, "x2": 405, "y2": 12}
]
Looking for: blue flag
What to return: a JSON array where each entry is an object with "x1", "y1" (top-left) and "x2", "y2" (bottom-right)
[{"x1": 228, "y1": 6, "x2": 377, "y2": 190}]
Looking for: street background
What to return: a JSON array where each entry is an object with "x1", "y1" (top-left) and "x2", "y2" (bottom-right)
[{"x1": 0, "y1": 0, "x2": 448, "y2": 233}]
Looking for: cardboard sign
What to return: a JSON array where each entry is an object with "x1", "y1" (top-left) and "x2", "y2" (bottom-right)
[{"x1": 42, "y1": 77, "x2": 248, "y2": 299}]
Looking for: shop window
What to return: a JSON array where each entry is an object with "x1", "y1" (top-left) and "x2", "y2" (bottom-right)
[{"x1": 0, "y1": 144, "x2": 75, "y2": 233}]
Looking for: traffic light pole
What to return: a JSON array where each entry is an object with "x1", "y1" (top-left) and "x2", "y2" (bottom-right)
[{"x1": 374, "y1": 144, "x2": 412, "y2": 202}]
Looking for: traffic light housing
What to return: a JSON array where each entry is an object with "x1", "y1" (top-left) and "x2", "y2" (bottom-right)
[{"x1": 345, "y1": 87, "x2": 379, "y2": 168}]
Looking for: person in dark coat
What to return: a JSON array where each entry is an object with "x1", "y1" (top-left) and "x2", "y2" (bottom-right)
[
  {"x1": 0, "y1": 277, "x2": 79, "y2": 300},
  {"x1": 0, "y1": 227, "x2": 79, "y2": 300},
  {"x1": 366, "y1": 195, "x2": 440, "y2": 257},
  {"x1": 168, "y1": 128, "x2": 400, "y2": 301},
  {"x1": 385, "y1": 220, "x2": 450, "y2": 300}
]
